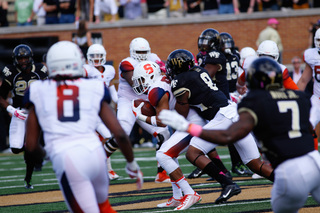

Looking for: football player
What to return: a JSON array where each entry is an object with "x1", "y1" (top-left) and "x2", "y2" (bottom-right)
[
  {"x1": 165, "y1": 49, "x2": 275, "y2": 204},
  {"x1": 104, "y1": 37, "x2": 171, "y2": 183},
  {"x1": 84, "y1": 43, "x2": 119, "y2": 180},
  {"x1": 25, "y1": 41, "x2": 143, "y2": 213},
  {"x1": 159, "y1": 57, "x2": 320, "y2": 213},
  {"x1": 297, "y1": 28, "x2": 320, "y2": 151},
  {"x1": 131, "y1": 61, "x2": 203, "y2": 210},
  {"x1": 0, "y1": 44, "x2": 48, "y2": 189}
]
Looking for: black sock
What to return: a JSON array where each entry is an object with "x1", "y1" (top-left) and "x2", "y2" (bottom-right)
[
  {"x1": 228, "y1": 144, "x2": 243, "y2": 168},
  {"x1": 203, "y1": 162, "x2": 233, "y2": 187},
  {"x1": 211, "y1": 157, "x2": 228, "y2": 173}
]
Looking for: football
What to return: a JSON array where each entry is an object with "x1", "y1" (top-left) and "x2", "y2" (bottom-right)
[{"x1": 133, "y1": 99, "x2": 156, "y2": 116}]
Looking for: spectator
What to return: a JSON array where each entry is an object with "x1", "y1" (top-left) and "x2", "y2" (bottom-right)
[
  {"x1": 15, "y1": 0, "x2": 34, "y2": 26},
  {"x1": 94, "y1": 0, "x2": 118, "y2": 23},
  {"x1": 183, "y1": 0, "x2": 201, "y2": 17},
  {"x1": 258, "y1": 0, "x2": 279, "y2": 11},
  {"x1": 292, "y1": 0, "x2": 309, "y2": 9},
  {"x1": 72, "y1": 20, "x2": 93, "y2": 59},
  {"x1": 0, "y1": 1, "x2": 9, "y2": 27},
  {"x1": 119, "y1": 0, "x2": 142, "y2": 20},
  {"x1": 147, "y1": 0, "x2": 167, "y2": 19},
  {"x1": 165, "y1": 0, "x2": 184, "y2": 18},
  {"x1": 219, "y1": 0, "x2": 239, "y2": 14},
  {"x1": 76, "y1": 0, "x2": 94, "y2": 23},
  {"x1": 141, "y1": 0, "x2": 148, "y2": 18},
  {"x1": 237, "y1": 0, "x2": 256, "y2": 13},
  {"x1": 59, "y1": 0, "x2": 76, "y2": 24},
  {"x1": 43, "y1": 0, "x2": 59, "y2": 24},
  {"x1": 33, "y1": 0, "x2": 46, "y2": 26},
  {"x1": 201, "y1": 0, "x2": 218, "y2": 16},
  {"x1": 289, "y1": 56, "x2": 313, "y2": 97},
  {"x1": 256, "y1": 18, "x2": 283, "y2": 63}
]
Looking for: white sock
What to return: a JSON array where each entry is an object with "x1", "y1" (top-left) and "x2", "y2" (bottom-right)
[
  {"x1": 176, "y1": 176, "x2": 194, "y2": 195},
  {"x1": 171, "y1": 181, "x2": 183, "y2": 199},
  {"x1": 107, "y1": 157, "x2": 113, "y2": 171}
]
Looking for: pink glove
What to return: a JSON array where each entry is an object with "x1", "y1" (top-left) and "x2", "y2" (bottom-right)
[{"x1": 156, "y1": 60, "x2": 166, "y2": 73}]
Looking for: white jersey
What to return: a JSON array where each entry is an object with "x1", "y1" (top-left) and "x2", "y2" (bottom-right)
[
  {"x1": 27, "y1": 78, "x2": 110, "y2": 158},
  {"x1": 118, "y1": 53, "x2": 161, "y2": 100},
  {"x1": 83, "y1": 64, "x2": 115, "y2": 87},
  {"x1": 304, "y1": 48, "x2": 320, "y2": 98},
  {"x1": 148, "y1": 75, "x2": 176, "y2": 110}
]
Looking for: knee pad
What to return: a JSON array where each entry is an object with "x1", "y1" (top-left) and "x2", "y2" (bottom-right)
[
  {"x1": 104, "y1": 137, "x2": 119, "y2": 154},
  {"x1": 156, "y1": 151, "x2": 179, "y2": 174}
]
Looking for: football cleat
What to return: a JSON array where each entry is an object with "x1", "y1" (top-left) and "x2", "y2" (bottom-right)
[
  {"x1": 108, "y1": 170, "x2": 120, "y2": 180},
  {"x1": 157, "y1": 197, "x2": 183, "y2": 208},
  {"x1": 231, "y1": 163, "x2": 253, "y2": 176},
  {"x1": 252, "y1": 173, "x2": 264, "y2": 179},
  {"x1": 24, "y1": 180, "x2": 33, "y2": 189},
  {"x1": 187, "y1": 168, "x2": 204, "y2": 179},
  {"x1": 174, "y1": 192, "x2": 201, "y2": 210},
  {"x1": 155, "y1": 170, "x2": 171, "y2": 183},
  {"x1": 215, "y1": 183, "x2": 241, "y2": 204}
]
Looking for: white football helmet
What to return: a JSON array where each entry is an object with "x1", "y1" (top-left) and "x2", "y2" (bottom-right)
[
  {"x1": 130, "y1": 37, "x2": 151, "y2": 62},
  {"x1": 240, "y1": 47, "x2": 257, "y2": 65},
  {"x1": 46, "y1": 41, "x2": 85, "y2": 78},
  {"x1": 256, "y1": 40, "x2": 279, "y2": 61},
  {"x1": 87, "y1": 44, "x2": 106, "y2": 66},
  {"x1": 314, "y1": 28, "x2": 320, "y2": 50},
  {"x1": 132, "y1": 61, "x2": 161, "y2": 95}
]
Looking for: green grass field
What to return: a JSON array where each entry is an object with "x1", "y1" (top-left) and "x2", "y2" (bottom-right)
[{"x1": 1, "y1": 146, "x2": 319, "y2": 213}]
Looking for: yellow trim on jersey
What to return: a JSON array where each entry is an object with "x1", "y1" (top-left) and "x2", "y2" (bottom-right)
[
  {"x1": 173, "y1": 87, "x2": 191, "y2": 98},
  {"x1": 238, "y1": 107, "x2": 258, "y2": 126}
]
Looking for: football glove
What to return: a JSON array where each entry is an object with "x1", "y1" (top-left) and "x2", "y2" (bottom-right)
[
  {"x1": 131, "y1": 100, "x2": 147, "y2": 122},
  {"x1": 7, "y1": 105, "x2": 27, "y2": 120},
  {"x1": 158, "y1": 110, "x2": 189, "y2": 132},
  {"x1": 125, "y1": 160, "x2": 143, "y2": 190}
]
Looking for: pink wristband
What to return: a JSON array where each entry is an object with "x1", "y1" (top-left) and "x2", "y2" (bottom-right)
[{"x1": 187, "y1": 124, "x2": 202, "y2": 137}]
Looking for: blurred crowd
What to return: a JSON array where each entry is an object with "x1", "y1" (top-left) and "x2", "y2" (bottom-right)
[{"x1": 0, "y1": 0, "x2": 319, "y2": 27}]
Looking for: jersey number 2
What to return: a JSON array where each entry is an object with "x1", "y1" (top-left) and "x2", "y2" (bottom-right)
[
  {"x1": 277, "y1": 101, "x2": 302, "y2": 139},
  {"x1": 57, "y1": 85, "x2": 80, "y2": 122}
]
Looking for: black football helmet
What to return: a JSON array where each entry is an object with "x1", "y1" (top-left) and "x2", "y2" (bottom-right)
[
  {"x1": 165, "y1": 49, "x2": 195, "y2": 80},
  {"x1": 246, "y1": 57, "x2": 283, "y2": 90},
  {"x1": 220, "y1": 32, "x2": 235, "y2": 53},
  {"x1": 198, "y1": 28, "x2": 220, "y2": 52},
  {"x1": 12, "y1": 44, "x2": 34, "y2": 72}
]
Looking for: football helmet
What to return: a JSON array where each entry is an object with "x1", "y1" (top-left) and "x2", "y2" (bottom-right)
[
  {"x1": 239, "y1": 47, "x2": 257, "y2": 65},
  {"x1": 246, "y1": 57, "x2": 283, "y2": 90},
  {"x1": 220, "y1": 32, "x2": 234, "y2": 54},
  {"x1": 256, "y1": 40, "x2": 279, "y2": 61},
  {"x1": 12, "y1": 44, "x2": 34, "y2": 72},
  {"x1": 87, "y1": 44, "x2": 106, "y2": 66},
  {"x1": 132, "y1": 61, "x2": 161, "y2": 95},
  {"x1": 198, "y1": 28, "x2": 220, "y2": 52},
  {"x1": 46, "y1": 41, "x2": 85, "y2": 78},
  {"x1": 314, "y1": 28, "x2": 320, "y2": 50},
  {"x1": 165, "y1": 49, "x2": 195, "y2": 80},
  {"x1": 130, "y1": 37, "x2": 151, "y2": 62}
]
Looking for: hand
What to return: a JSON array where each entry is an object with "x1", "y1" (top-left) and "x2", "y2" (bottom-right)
[
  {"x1": 125, "y1": 160, "x2": 143, "y2": 190},
  {"x1": 132, "y1": 100, "x2": 144, "y2": 118},
  {"x1": 156, "y1": 60, "x2": 166, "y2": 73},
  {"x1": 158, "y1": 110, "x2": 189, "y2": 132},
  {"x1": 7, "y1": 105, "x2": 27, "y2": 120}
]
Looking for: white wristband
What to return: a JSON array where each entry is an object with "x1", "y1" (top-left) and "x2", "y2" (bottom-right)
[
  {"x1": 127, "y1": 160, "x2": 138, "y2": 171},
  {"x1": 137, "y1": 114, "x2": 147, "y2": 122},
  {"x1": 151, "y1": 116, "x2": 157, "y2": 126},
  {"x1": 6, "y1": 105, "x2": 15, "y2": 115}
]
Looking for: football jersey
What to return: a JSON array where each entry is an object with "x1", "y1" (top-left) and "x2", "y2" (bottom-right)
[
  {"x1": 171, "y1": 66, "x2": 228, "y2": 120},
  {"x1": 225, "y1": 53, "x2": 240, "y2": 93},
  {"x1": 118, "y1": 53, "x2": 160, "y2": 100},
  {"x1": 25, "y1": 78, "x2": 111, "y2": 157},
  {"x1": 304, "y1": 48, "x2": 320, "y2": 98},
  {"x1": 148, "y1": 75, "x2": 176, "y2": 110},
  {"x1": 238, "y1": 89, "x2": 314, "y2": 168},
  {"x1": 0, "y1": 63, "x2": 47, "y2": 108},
  {"x1": 83, "y1": 64, "x2": 115, "y2": 87}
]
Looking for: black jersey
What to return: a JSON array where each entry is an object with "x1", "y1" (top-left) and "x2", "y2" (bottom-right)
[
  {"x1": 197, "y1": 50, "x2": 230, "y2": 99},
  {"x1": 225, "y1": 53, "x2": 240, "y2": 93},
  {"x1": 0, "y1": 63, "x2": 48, "y2": 108},
  {"x1": 171, "y1": 66, "x2": 228, "y2": 120},
  {"x1": 238, "y1": 89, "x2": 314, "y2": 168}
]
